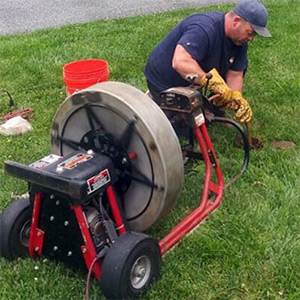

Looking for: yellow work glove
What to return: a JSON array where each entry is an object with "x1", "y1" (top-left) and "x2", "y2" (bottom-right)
[
  {"x1": 198, "y1": 68, "x2": 233, "y2": 104},
  {"x1": 218, "y1": 91, "x2": 252, "y2": 123},
  {"x1": 232, "y1": 91, "x2": 252, "y2": 123},
  {"x1": 198, "y1": 68, "x2": 252, "y2": 123}
]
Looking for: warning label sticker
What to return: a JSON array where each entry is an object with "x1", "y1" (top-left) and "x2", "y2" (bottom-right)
[
  {"x1": 87, "y1": 169, "x2": 111, "y2": 194},
  {"x1": 30, "y1": 154, "x2": 62, "y2": 169},
  {"x1": 58, "y1": 153, "x2": 93, "y2": 170},
  {"x1": 195, "y1": 113, "x2": 205, "y2": 127}
]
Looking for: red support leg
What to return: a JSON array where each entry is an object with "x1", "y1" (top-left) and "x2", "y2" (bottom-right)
[
  {"x1": 28, "y1": 192, "x2": 44, "y2": 258},
  {"x1": 159, "y1": 123, "x2": 224, "y2": 255},
  {"x1": 106, "y1": 185, "x2": 126, "y2": 235},
  {"x1": 71, "y1": 206, "x2": 102, "y2": 280},
  {"x1": 71, "y1": 184, "x2": 126, "y2": 280}
]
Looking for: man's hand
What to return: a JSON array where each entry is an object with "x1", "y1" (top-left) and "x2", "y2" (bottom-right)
[
  {"x1": 200, "y1": 69, "x2": 252, "y2": 123},
  {"x1": 199, "y1": 68, "x2": 233, "y2": 103},
  {"x1": 232, "y1": 91, "x2": 252, "y2": 123},
  {"x1": 216, "y1": 91, "x2": 252, "y2": 123}
]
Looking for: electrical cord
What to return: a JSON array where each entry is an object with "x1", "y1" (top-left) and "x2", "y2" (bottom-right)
[
  {"x1": 84, "y1": 256, "x2": 100, "y2": 300},
  {"x1": 0, "y1": 89, "x2": 15, "y2": 107}
]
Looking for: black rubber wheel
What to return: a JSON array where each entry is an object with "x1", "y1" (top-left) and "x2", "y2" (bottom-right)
[
  {"x1": 101, "y1": 232, "x2": 162, "y2": 299},
  {"x1": 0, "y1": 197, "x2": 32, "y2": 260}
]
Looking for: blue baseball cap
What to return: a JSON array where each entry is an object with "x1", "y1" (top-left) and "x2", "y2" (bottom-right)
[{"x1": 233, "y1": 0, "x2": 271, "y2": 37}]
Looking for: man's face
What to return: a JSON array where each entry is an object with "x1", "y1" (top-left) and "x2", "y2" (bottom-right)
[{"x1": 231, "y1": 17, "x2": 256, "y2": 46}]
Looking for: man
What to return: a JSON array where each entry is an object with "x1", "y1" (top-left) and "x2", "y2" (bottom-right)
[{"x1": 144, "y1": 0, "x2": 271, "y2": 123}]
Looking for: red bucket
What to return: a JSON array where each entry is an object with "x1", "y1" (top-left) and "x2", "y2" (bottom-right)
[{"x1": 63, "y1": 59, "x2": 109, "y2": 95}]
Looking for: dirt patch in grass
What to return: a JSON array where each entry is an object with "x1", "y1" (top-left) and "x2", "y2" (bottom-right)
[{"x1": 271, "y1": 141, "x2": 295, "y2": 149}]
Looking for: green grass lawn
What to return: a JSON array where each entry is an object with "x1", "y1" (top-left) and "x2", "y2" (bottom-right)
[{"x1": 1, "y1": 0, "x2": 300, "y2": 299}]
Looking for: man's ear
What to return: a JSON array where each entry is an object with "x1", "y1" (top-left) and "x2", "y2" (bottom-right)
[{"x1": 232, "y1": 15, "x2": 242, "y2": 28}]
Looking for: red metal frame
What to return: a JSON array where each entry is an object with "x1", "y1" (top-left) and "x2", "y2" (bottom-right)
[
  {"x1": 27, "y1": 192, "x2": 103, "y2": 280},
  {"x1": 26, "y1": 120, "x2": 223, "y2": 279},
  {"x1": 70, "y1": 184, "x2": 127, "y2": 280},
  {"x1": 71, "y1": 205, "x2": 102, "y2": 280},
  {"x1": 27, "y1": 192, "x2": 103, "y2": 279},
  {"x1": 159, "y1": 122, "x2": 224, "y2": 255},
  {"x1": 106, "y1": 184, "x2": 126, "y2": 235},
  {"x1": 28, "y1": 192, "x2": 44, "y2": 258},
  {"x1": 27, "y1": 185, "x2": 127, "y2": 281}
]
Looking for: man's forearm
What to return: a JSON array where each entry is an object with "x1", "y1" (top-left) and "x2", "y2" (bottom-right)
[
  {"x1": 172, "y1": 45, "x2": 206, "y2": 81},
  {"x1": 225, "y1": 69, "x2": 244, "y2": 92}
]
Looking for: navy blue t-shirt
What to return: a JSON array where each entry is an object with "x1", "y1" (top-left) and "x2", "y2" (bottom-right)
[{"x1": 144, "y1": 12, "x2": 248, "y2": 93}]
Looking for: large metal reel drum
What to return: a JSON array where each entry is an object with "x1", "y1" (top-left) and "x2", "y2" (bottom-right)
[{"x1": 50, "y1": 81, "x2": 183, "y2": 231}]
